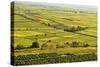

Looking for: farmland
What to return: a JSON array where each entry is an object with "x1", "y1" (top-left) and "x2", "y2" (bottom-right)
[{"x1": 11, "y1": 1, "x2": 97, "y2": 65}]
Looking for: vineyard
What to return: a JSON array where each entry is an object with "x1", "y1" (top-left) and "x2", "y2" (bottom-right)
[{"x1": 13, "y1": 53, "x2": 97, "y2": 65}]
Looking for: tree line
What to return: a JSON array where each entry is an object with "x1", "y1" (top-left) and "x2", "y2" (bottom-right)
[{"x1": 14, "y1": 40, "x2": 90, "y2": 50}]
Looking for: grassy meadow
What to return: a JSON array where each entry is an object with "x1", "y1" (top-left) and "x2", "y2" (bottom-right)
[{"x1": 11, "y1": 2, "x2": 97, "y2": 65}]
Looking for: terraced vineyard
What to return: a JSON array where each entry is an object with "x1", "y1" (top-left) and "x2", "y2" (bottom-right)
[{"x1": 11, "y1": 1, "x2": 97, "y2": 65}]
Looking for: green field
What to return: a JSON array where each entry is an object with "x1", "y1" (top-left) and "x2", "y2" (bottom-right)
[{"x1": 11, "y1": 2, "x2": 97, "y2": 65}]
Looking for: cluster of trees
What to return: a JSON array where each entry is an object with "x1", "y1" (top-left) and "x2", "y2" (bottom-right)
[
  {"x1": 56, "y1": 41, "x2": 89, "y2": 48},
  {"x1": 42, "y1": 21, "x2": 88, "y2": 33},
  {"x1": 64, "y1": 26, "x2": 88, "y2": 32},
  {"x1": 67, "y1": 41, "x2": 89, "y2": 47}
]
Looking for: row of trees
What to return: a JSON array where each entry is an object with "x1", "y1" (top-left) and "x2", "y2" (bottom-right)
[
  {"x1": 65, "y1": 41, "x2": 89, "y2": 47},
  {"x1": 64, "y1": 26, "x2": 88, "y2": 32},
  {"x1": 42, "y1": 21, "x2": 88, "y2": 32},
  {"x1": 56, "y1": 41, "x2": 89, "y2": 48},
  {"x1": 14, "y1": 40, "x2": 90, "y2": 50}
]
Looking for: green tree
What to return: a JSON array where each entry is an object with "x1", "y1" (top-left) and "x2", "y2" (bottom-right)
[{"x1": 30, "y1": 41, "x2": 39, "y2": 48}]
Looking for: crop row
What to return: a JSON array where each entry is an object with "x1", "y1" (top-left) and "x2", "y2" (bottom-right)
[{"x1": 13, "y1": 53, "x2": 97, "y2": 66}]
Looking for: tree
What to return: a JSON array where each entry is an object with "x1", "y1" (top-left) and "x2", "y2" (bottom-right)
[
  {"x1": 66, "y1": 42, "x2": 69, "y2": 45},
  {"x1": 48, "y1": 23, "x2": 50, "y2": 26},
  {"x1": 48, "y1": 40, "x2": 51, "y2": 42},
  {"x1": 30, "y1": 41, "x2": 39, "y2": 48}
]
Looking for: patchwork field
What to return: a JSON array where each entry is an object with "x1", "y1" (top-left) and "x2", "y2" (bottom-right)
[{"x1": 11, "y1": 2, "x2": 97, "y2": 65}]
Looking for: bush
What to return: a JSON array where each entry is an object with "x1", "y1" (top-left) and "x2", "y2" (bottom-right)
[{"x1": 30, "y1": 41, "x2": 39, "y2": 48}]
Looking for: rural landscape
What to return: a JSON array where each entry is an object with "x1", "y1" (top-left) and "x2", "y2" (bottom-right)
[{"x1": 11, "y1": 1, "x2": 97, "y2": 65}]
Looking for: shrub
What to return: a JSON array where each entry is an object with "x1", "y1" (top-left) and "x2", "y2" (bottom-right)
[
  {"x1": 30, "y1": 41, "x2": 39, "y2": 48},
  {"x1": 66, "y1": 42, "x2": 69, "y2": 45}
]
